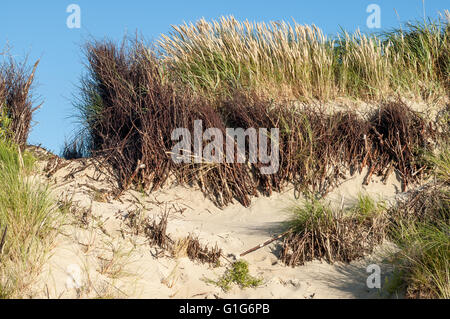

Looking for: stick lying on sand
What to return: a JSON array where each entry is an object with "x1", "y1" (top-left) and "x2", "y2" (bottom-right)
[
  {"x1": 240, "y1": 230, "x2": 292, "y2": 257},
  {"x1": 0, "y1": 224, "x2": 7, "y2": 256}
]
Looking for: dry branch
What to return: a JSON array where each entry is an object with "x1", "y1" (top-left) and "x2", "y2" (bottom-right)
[{"x1": 240, "y1": 230, "x2": 292, "y2": 257}]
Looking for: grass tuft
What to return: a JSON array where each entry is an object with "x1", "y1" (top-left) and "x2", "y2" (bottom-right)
[
  {"x1": 0, "y1": 138, "x2": 60, "y2": 298},
  {"x1": 281, "y1": 195, "x2": 388, "y2": 266},
  {"x1": 388, "y1": 220, "x2": 449, "y2": 299}
]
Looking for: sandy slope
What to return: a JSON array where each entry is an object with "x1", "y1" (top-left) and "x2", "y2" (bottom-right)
[{"x1": 30, "y1": 149, "x2": 404, "y2": 299}]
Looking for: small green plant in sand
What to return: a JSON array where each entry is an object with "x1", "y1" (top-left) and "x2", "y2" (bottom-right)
[{"x1": 206, "y1": 260, "x2": 262, "y2": 292}]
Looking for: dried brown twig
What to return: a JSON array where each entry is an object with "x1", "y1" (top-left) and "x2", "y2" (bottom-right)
[{"x1": 0, "y1": 223, "x2": 7, "y2": 257}]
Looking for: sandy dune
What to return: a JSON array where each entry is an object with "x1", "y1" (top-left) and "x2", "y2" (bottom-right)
[{"x1": 30, "y1": 149, "x2": 403, "y2": 299}]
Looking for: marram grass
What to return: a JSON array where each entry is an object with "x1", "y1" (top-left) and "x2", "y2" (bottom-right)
[
  {"x1": 387, "y1": 150, "x2": 449, "y2": 299},
  {"x1": 0, "y1": 139, "x2": 60, "y2": 298},
  {"x1": 388, "y1": 219, "x2": 449, "y2": 299},
  {"x1": 159, "y1": 14, "x2": 449, "y2": 103}
]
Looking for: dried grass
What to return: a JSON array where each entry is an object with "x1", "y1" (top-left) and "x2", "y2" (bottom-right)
[
  {"x1": 0, "y1": 54, "x2": 40, "y2": 148},
  {"x1": 132, "y1": 208, "x2": 222, "y2": 266},
  {"x1": 280, "y1": 196, "x2": 388, "y2": 266}
]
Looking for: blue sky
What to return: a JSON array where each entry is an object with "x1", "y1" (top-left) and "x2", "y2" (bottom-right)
[{"x1": 0, "y1": 0, "x2": 448, "y2": 153}]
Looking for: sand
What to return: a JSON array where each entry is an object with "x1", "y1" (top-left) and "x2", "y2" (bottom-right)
[{"x1": 29, "y1": 149, "x2": 404, "y2": 299}]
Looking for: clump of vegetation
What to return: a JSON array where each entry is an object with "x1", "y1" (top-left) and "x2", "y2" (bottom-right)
[
  {"x1": 124, "y1": 209, "x2": 222, "y2": 266},
  {"x1": 206, "y1": 260, "x2": 262, "y2": 292},
  {"x1": 0, "y1": 139, "x2": 60, "y2": 298},
  {"x1": 0, "y1": 51, "x2": 61, "y2": 298},
  {"x1": 380, "y1": 16, "x2": 450, "y2": 98},
  {"x1": 281, "y1": 194, "x2": 388, "y2": 266},
  {"x1": 61, "y1": 136, "x2": 87, "y2": 160},
  {"x1": 76, "y1": 39, "x2": 257, "y2": 207},
  {"x1": 184, "y1": 234, "x2": 222, "y2": 266},
  {"x1": 145, "y1": 211, "x2": 172, "y2": 250},
  {"x1": 368, "y1": 102, "x2": 435, "y2": 191},
  {"x1": 391, "y1": 186, "x2": 449, "y2": 227},
  {"x1": 281, "y1": 148, "x2": 449, "y2": 299},
  {"x1": 0, "y1": 53, "x2": 40, "y2": 149},
  {"x1": 388, "y1": 219, "x2": 449, "y2": 299},
  {"x1": 386, "y1": 150, "x2": 449, "y2": 299},
  {"x1": 425, "y1": 147, "x2": 450, "y2": 185}
]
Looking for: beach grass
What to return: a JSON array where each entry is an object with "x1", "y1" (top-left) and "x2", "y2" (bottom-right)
[
  {"x1": 386, "y1": 148, "x2": 449, "y2": 299},
  {"x1": 0, "y1": 53, "x2": 60, "y2": 299},
  {"x1": 281, "y1": 194, "x2": 388, "y2": 266},
  {"x1": 0, "y1": 139, "x2": 61, "y2": 298},
  {"x1": 159, "y1": 13, "x2": 449, "y2": 103},
  {"x1": 389, "y1": 218, "x2": 449, "y2": 299}
]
